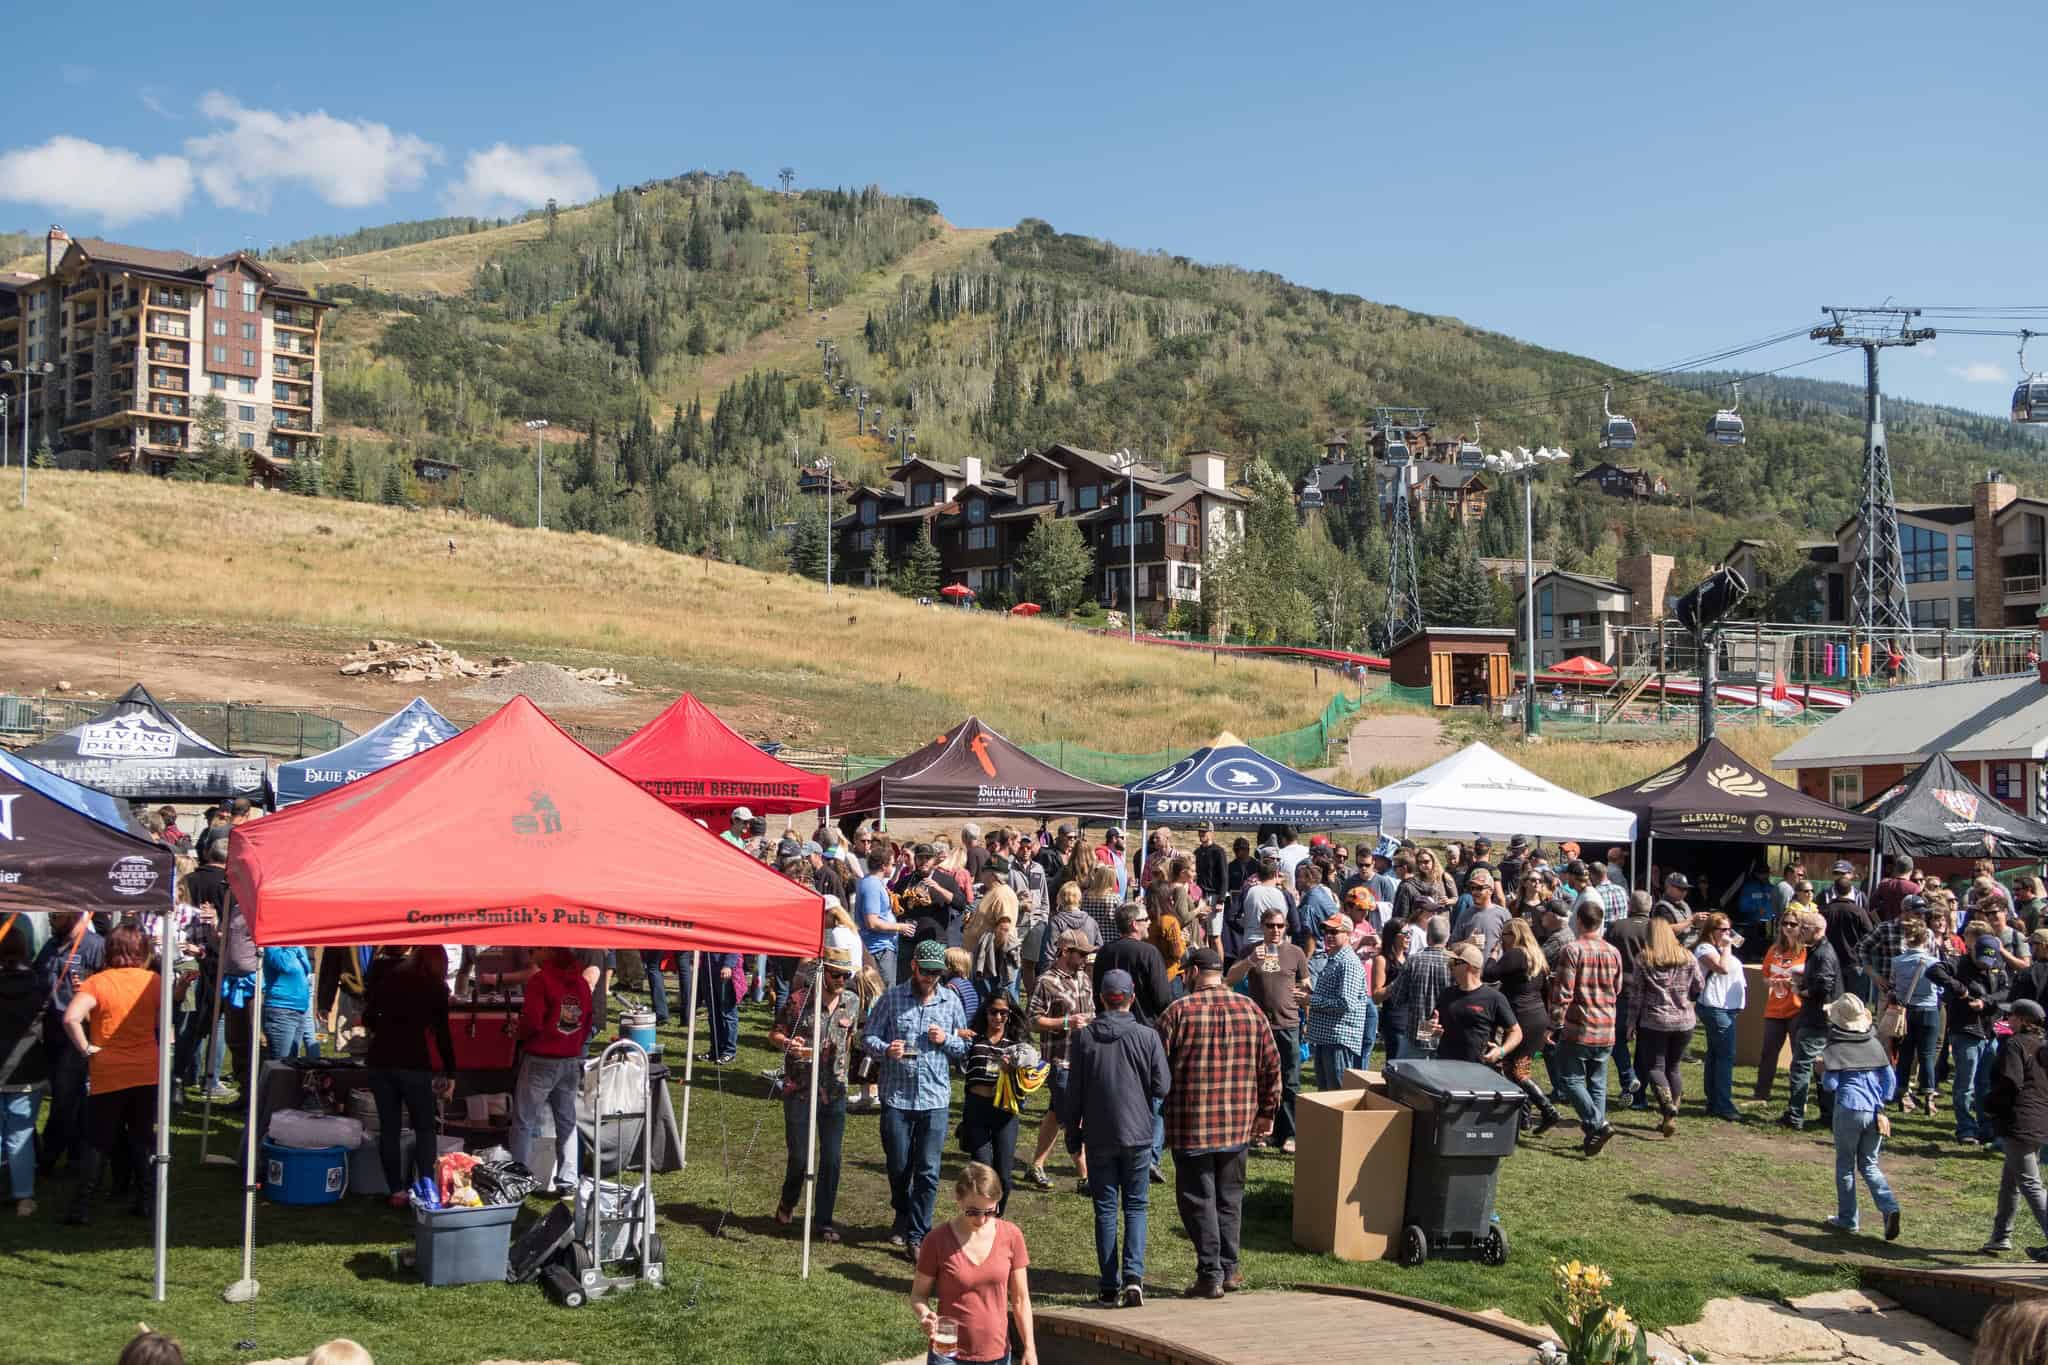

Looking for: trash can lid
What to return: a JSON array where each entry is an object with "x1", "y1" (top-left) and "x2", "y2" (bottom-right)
[{"x1": 1385, "y1": 1058, "x2": 1527, "y2": 1102}]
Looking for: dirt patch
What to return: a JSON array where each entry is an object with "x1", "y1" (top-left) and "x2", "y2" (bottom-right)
[
  {"x1": 456, "y1": 662, "x2": 627, "y2": 708},
  {"x1": 1345, "y1": 711, "x2": 1453, "y2": 777}
]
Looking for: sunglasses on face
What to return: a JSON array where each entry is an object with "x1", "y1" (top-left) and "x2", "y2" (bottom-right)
[{"x1": 961, "y1": 1205, "x2": 999, "y2": 1220}]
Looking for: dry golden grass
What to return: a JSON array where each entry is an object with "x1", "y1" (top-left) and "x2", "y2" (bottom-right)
[
  {"x1": 271, "y1": 211, "x2": 589, "y2": 297},
  {"x1": 0, "y1": 473, "x2": 1334, "y2": 756},
  {"x1": 1350, "y1": 721, "x2": 1798, "y2": 798}
]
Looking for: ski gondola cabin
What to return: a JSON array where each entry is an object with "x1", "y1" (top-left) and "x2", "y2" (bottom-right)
[{"x1": 1387, "y1": 627, "x2": 1516, "y2": 709}]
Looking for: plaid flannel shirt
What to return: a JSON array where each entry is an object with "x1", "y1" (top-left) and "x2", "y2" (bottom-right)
[
  {"x1": 1859, "y1": 918, "x2": 1909, "y2": 983},
  {"x1": 1392, "y1": 946, "x2": 1452, "y2": 1037},
  {"x1": 1550, "y1": 935, "x2": 1622, "y2": 1048},
  {"x1": 1590, "y1": 881, "x2": 1628, "y2": 924},
  {"x1": 1159, "y1": 984, "x2": 1281, "y2": 1152}
]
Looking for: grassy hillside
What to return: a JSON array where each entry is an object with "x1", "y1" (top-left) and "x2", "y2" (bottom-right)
[
  {"x1": 277, "y1": 210, "x2": 586, "y2": 296},
  {"x1": 0, "y1": 473, "x2": 1336, "y2": 755}
]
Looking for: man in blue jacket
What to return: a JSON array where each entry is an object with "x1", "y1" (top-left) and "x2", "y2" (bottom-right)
[{"x1": 1062, "y1": 968, "x2": 1171, "y2": 1309}]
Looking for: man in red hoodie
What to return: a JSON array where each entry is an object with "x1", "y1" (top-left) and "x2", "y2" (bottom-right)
[{"x1": 508, "y1": 947, "x2": 594, "y2": 1196}]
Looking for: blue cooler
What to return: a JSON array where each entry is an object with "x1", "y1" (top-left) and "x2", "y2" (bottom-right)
[
  {"x1": 263, "y1": 1141, "x2": 349, "y2": 1205},
  {"x1": 619, "y1": 1009, "x2": 659, "y2": 1056}
]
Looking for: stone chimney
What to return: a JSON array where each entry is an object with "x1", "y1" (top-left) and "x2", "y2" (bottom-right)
[
  {"x1": 45, "y1": 225, "x2": 68, "y2": 276},
  {"x1": 1191, "y1": 450, "x2": 1227, "y2": 492},
  {"x1": 1618, "y1": 551, "x2": 1674, "y2": 627},
  {"x1": 1977, "y1": 471, "x2": 2018, "y2": 630}
]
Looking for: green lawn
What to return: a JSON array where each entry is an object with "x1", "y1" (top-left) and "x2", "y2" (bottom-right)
[{"x1": 0, "y1": 1008, "x2": 2011, "y2": 1365}]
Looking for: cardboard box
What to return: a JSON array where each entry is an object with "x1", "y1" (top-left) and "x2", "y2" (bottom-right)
[
  {"x1": 1292, "y1": 1088, "x2": 1412, "y2": 1261},
  {"x1": 1341, "y1": 1069, "x2": 1386, "y2": 1091},
  {"x1": 1734, "y1": 963, "x2": 1791, "y2": 1071}
]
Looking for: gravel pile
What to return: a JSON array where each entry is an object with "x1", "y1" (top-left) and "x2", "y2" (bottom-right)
[{"x1": 456, "y1": 662, "x2": 626, "y2": 709}]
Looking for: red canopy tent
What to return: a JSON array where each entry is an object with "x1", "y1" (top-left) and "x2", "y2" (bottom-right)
[
  {"x1": 228, "y1": 695, "x2": 821, "y2": 957},
  {"x1": 603, "y1": 691, "x2": 830, "y2": 818}
]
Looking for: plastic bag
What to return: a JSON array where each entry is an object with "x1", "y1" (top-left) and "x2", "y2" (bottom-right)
[
  {"x1": 437, "y1": 1150, "x2": 481, "y2": 1206},
  {"x1": 472, "y1": 1159, "x2": 539, "y2": 1207},
  {"x1": 267, "y1": 1108, "x2": 366, "y2": 1151}
]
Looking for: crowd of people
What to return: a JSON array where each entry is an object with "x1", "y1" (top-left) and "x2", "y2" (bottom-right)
[{"x1": 25, "y1": 791, "x2": 2048, "y2": 1363}]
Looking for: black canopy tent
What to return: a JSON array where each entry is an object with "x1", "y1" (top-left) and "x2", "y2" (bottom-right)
[
  {"x1": 832, "y1": 716, "x2": 1128, "y2": 825},
  {"x1": 1856, "y1": 752, "x2": 2048, "y2": 861},
  {"x1": 15, "y1": 683, "x2": 271, "y2": 806},
  {"x1": 1595, "y1": 737, "x2": 1880, "y2": 894}
]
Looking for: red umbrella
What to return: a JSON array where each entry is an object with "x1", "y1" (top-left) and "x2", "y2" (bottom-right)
[
  {"x1": 940, "y1": 584, "x2": 975, "y2": 599},
  {"x1": 1010, "y1": 602, "x2": 1042, "y2": 616},
  {"x1": 1550, "y1": 655, "x2": 1614, "y2": 676}
]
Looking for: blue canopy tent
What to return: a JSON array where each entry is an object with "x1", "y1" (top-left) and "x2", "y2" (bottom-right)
[
  {"x1": 1124, "y1": 731, "x2": 1382, "y2": 836},
  {"x1": 273, "y1": 697, "x2": 459, "y2": 807}
]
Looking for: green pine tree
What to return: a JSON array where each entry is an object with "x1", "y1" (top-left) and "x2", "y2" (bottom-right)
[
  {"x1": 685, "y1": 201, "x2": 712, "y2": 271},
  {"x1": 865, "y1": 535, "x2": 891, "y2": 589},
  {"x1": 379, "y1": 464, "x2": 408, "y2": 507},
  {"x1": 1422, "y1": 529, "x2": 1497, "y2": 627},
  {"x1": 896, "y1": 520, "x2": 942, "y2": 599},
  {"x1": 787, "y1": 513, "x2": 827, "y2": 580},
  {"x1": 1013, "y1": 516, "x2": 1092, "y2": 614},
  {"x1": 685, "y1": 317, "x2": 710, "y2": 356},
  {"x1": 334, "y1": 448, "x2": 362, "y2": 501},
  {"x1": 284, "y1": 456, "x2": 311, "y2": 496}
]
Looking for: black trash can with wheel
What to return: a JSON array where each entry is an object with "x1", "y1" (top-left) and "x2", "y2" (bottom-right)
[{"x1": 1383, "y1": 1059, "x2": 1524, "y2": 1267}]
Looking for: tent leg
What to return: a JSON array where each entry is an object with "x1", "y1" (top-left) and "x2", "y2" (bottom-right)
[
  {"x1": 1137, "y1": 820, "x2": 1149, "y2": 890},
  {"x1": 198, "y1": 925, "x2": 234, "y2": 1166},
  {"x1": 678, "y1": 954, "x2": 699, "y2": 1170},
  {"x1": 225, "y1": 971, "x2": 263, "y2": 1304},
  {"x1": 800, "y1": 954, "x2": 824, "y2": 1280},
  {"x1": 153, "y1": 900, "x2": 178, "y2": 1301},
  {"x1": 1644, "y1": 833, "x2": 1654, "y2": 895}
]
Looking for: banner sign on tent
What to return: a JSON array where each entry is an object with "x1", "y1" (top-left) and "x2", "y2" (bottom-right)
[
  {"x1": 0, "y1": 751, "x2": 177, "y2": 917},
  {"x1": 1857, "y1": 752, "x2": 2048, "y2": 860},
  {"x1": 275, "y1": 697, "x2": 459, "y2": 807},
  {"x1": 833, "y1": 716, "x2": 1127, "y2": 821},
  {"x1": 16, "y1": 683, "x2": 270, "y2": 805},
  {"x1": 1594, "y1": 737, "x2": 1876, "y2": 849},
  {"x1": 604, "y1": 693, "x2": 830, "y2": 817},
  {"x1": 1125, "y1": 735, "x2": 1381, "y2": 829}
]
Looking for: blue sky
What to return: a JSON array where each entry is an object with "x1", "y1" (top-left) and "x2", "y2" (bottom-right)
[{"x1": 3, "y1": 0, "x2": 2038, "y2": 414}]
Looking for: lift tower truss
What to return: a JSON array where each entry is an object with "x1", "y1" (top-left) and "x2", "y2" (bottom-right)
[
  {"x1": 1376, "y1": 407, "x2": 1430, "y2": 645},
  {"x1": 1812, "y1": 307, "x2": 1936, "y2": 642}
]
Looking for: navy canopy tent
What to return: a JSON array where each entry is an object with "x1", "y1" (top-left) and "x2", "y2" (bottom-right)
[
  {"x1": 274, "y1": 696, "x2": 459, "y2": 807},
  {"x1": 1125, "y1": 731, "x2": 1382, "y2": 831},
  {"x1": 15, "y1": 683, "x2": 271, "y2": 806}
]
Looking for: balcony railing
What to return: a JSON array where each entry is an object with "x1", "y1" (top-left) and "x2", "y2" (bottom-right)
[
  {"x1": 148, "y1": 346, "x2": 186, "y2": 364},
  {"x1": 148, "y1": 372, "x2": 187, "y2": 393},
  {"x1": 273, "y1": 310, "x2": 313, "y2": 329},
  {"x1": 272, "y1": 360, "x2": 313, "y2": 379},
  {"x1": 273, "y1": 414, "x2": 312, "y2": 432},
  {"x1": 147, "y1": 315, "x2": 187, "y2": 338},
  {"x1": 149, "y1": 291, "x2": 189, "y2": 309},
  {"x1": 147, "y1": 399, "x2": 188, "y2": 417},
  {"x1": 2006, "y1": 575, "x2": 2043, "y2": 597}
]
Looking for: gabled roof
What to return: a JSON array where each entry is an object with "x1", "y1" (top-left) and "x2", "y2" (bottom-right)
[
  {"x1": 1575, "y1": 461, "x2": 1646, "y2": 479},
  {"x1": 1516, "y1": 569, "x2": 1631, "y2": 602},
  {"x1": 889, "y1": 456, "x2": 964, "y2": 482},
  {"x1": 1771, "y1": 671, "x2": 2048, "y2": 768},
  {"x1": 1376, "y1": 461, "x2": 1486, "y2": 492},
  {"x1": 1832, "y1": 502, "x2": 1973, "y2": 537}
]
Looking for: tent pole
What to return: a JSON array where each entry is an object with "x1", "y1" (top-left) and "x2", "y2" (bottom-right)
[
  {"x1": 1644, "y1": 832, "x2": 1654, "y2": 895},
  {"x1": 226, "y1": 969, "x2": 264, "y2": 1304},
  {"x1": 152, "y1": 894, "x2": 178, "y2": 1301},
  {"x1": 678, "y1": 952, "x2": 699, "y2": 1169},
  {"x1": 801, "y1": 940, "x2": 825, "y2": 1280},
  {"x1": 198, "y1": 919, "x2": 234, "y2": 1165}
]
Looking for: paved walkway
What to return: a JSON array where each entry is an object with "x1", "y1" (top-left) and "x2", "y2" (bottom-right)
[
  {"x1": 1036, "y1": 1286, "x2": 1539, "y2": 1365},
  {"x1": 1343, "y1": 710, "x2": 1452, "y2": 780}
]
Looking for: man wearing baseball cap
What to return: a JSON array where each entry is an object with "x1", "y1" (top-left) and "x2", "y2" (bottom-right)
[
  {"x1": 722, "y1": 807, "x2": 753, "y2": 849},
  {"x1": 1062, "y1": 965, "x2": 1170, "y2": 1307},
  {"x1": 1027, "y1": 929, "x2": 1099, "y2": 1190},
  {"x1": 861, "y1": 938, "x2": 970, "y2": 1262},
  {"x1": 1159, "y1": 947, "x2": 1280, "y2": 1299},
  {"x1": 1434, "y1": 943, "x2": 1522, "y2": 1069},
  {"x1": 1652, "y1": 871, "x2": 1692, "y2": 926},
  {"x1": 1305, "y1": 913, "x2": 1372, "y2": 1090}
]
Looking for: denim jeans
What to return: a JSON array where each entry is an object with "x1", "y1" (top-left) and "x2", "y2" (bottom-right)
[
  {"x1": 260, "y1": 1003, "x2": 307, "y2": 1060},
  {"x1": 750, "y1": 954, "x2": 769, "y2": 1003},
  {"x1": 638, "y1": 950, "x2": 670, "y2": 1024},
  {"x1": 697, "y1": 956, "x2": 739, "y2": 1060},
  {"x1": 879, "y1": 1104, "x2": 947, "y2": 1246},
  {"x1": 1951, "y1": 1035, "x2": 1997, "y2": 1142},
  {"x1": 1150, "y1": 1095, "x2": 1166, "y2": 1172},
  {"x1": 1896, "y1": 1005, "x2": 1942, "y2": 1101},
  {"x1": 872, "y1": 947, "x2": 898, "y2": 992},
  {"x1": 781, "y1": 1093, "x2": 847, "y2": 1228},
  {"x1": 1086, "y1": 1142, "x2": 1151, "y2": 1295},
  {"x1": 1312, "y1": 1042, "x2": 1361, "y2": 1093},
  {"x1": 1831, "y1": 1105, "x2": 1898, "y2": 1230},
  {"x1": 1, "y1": 1088, "x2": 35, "y2": 1200},
  {"x1": 1783, "y1": 1023, "x2": 1830, "y2": 1125},
  {"x1": 509, "y1": 1053, "x2": 584, "y2": 1191},
  {"x1": 1356, "y1": 997, "x2": 1379, "y2": 1075},
  {"x1": 1696, "y1": 1006, "x2": 1738, "y2": 1117},
  {"x1": 1556, "y1": 1040, "x2": 1612, "y2": 1135},
  {"x1": 1270, "y1": 1025, "x2": 1302, "y2": 1146}
]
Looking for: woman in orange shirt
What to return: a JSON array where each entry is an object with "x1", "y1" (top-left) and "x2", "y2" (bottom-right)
[
  {"x1": 61, "y1": 925, "x2": 162, "y2": 1224},
  {"x1": 912, "y1": 1162, "x2": 1037, "y2": 1365},
  {"x1": 1751, "y1": 914, "x2": 1808, "y2": 1105}
]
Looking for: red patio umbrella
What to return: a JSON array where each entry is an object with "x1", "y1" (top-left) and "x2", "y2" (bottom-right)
[
  {"x1": 940, "y1": 584, "x2": 975, "y2": 599},
  {"x1": 1550, "y1": 655, "x2": 1615, "y2": 676},
  {"x1": 1010, "y1": 602, "x2": 1042, "y2": 616}
]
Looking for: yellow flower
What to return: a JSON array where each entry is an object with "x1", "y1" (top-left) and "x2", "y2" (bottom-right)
[{"x1": 1604, "y1": 1306, "x2": 1635, "y2": 1340}]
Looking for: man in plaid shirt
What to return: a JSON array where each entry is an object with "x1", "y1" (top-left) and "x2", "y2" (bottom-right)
[
  {"x1": 1158, "y1": 947, "x2": 1280, "y2": 1299},
  {"x1": 1550, "y1": 898, "x2": 1623, "y2": 1155},
  {"x1": 1579, "y1": 860, "x2": 1628, "y2": 924},
  {"x1": 1387, "y1": 916, "x2": 1453, "y2": 1059}
]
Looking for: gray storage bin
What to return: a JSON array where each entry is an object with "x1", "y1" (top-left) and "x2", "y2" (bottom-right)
[{"x1": 415, "y1": 1201, "x2": 519, "y2": 1286}]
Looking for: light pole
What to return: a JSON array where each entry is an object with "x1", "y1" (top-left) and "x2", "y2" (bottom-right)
[
  {"x1": 812, "y1": 454, "x2": 834, "y2": 594},
  {"x1": 2, "y1": 360, "x2": 55, "y2": 508},
  {"x1": 1115, "y1": 448, "x2": 1138, "y2": 641},
  {"x1": 524, "y1": 419, "x2": 548, "y2": 529},
  {"x1": 1484, "y1": 445, "x2": 1570, "y2": 736}
]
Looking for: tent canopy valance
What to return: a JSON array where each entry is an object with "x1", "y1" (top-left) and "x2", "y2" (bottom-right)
[
  {"x1": 604, "y1": 692, "x2": 830, "y2": 817},
  {"x1": 832, "y1": 716, "x2": 1127, "y2": 822},
  {"x1": 0, "y1": 749, "x2": 176, "y2": 917},
  {"x1": 1857, "y1": 752, "x2": 2048, "y2": 860},
  {"x1": 228, "y1": 695, "x2": 822, "y2": 957},
  {"x1": 1594, "y1": 737, "x2": 1877, "y2": 850},
  {"x1": 15, "y1": 683, "x2": 270, "y2": 806},
  {"x1": 1369, "y1": 741, "x2": 1635, "y2": 844},
  {"x1": 1125, "y1": 732, "x2": 1381, "y2": 830},
  {"x1": 274, "y1": 696, "x2": 460, "y2": 807}
]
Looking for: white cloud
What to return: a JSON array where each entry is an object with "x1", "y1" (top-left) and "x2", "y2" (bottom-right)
[
  {"x1": 185, "y1": 92, "x2": 439, "y2": 210},
  {"x1": 0, "y1": 136, "x2": 193, "y2": 224},
  {"x1": 442, "y1": 143, "x2": 599, "y2": 217},
  {"x1": 1952, "y1": 361, "x2": 2009, "y2": 384}
]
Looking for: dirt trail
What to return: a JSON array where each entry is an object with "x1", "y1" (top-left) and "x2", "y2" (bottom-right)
[{"x1": 1344, "y1": 710, "x2": 1453, "y2": 779}]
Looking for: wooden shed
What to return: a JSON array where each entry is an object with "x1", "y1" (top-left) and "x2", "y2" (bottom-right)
[{"x1": 1388, "y1": 627, "x2": 1517, "y2": 708}]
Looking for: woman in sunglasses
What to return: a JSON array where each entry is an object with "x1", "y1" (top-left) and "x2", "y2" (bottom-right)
[
  {"x1": 956, "y1": 996, "x2": 1025, "y2": 1215},
  {"x1": 913, "y1": 1162, "x2": 1038, "y2": 1365},
  {"x1": 768, "y1": 947, "x2": 864, "y2": 1242}
]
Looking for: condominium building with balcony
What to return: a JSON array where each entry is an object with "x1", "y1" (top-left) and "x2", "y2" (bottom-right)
[{"x1": 0, "y1": 226, "x2": 328, "y2": 481}]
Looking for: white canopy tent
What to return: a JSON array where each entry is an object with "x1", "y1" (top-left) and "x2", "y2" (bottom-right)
[{"x1": 1369, "y1": 741, "x2": 1637, "y2": 844}]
